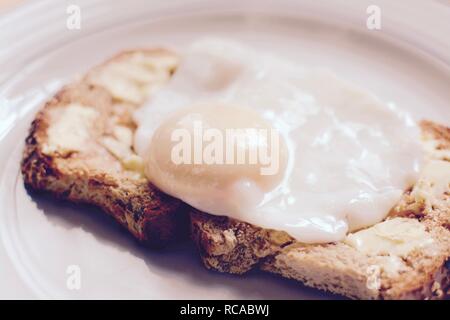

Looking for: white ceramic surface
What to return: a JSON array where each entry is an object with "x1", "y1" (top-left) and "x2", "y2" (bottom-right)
[{"x1": 0, "y1": 0, "x2": 449, "y2": 299}]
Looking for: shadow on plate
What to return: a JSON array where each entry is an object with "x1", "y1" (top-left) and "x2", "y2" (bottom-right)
[{"x1": 28, "y1": 189, "x2": 343, "y2": 300}]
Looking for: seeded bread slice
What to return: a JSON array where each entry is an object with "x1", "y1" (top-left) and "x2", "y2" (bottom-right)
[
  {"x1": 21, "y1": 47, "x2": 450, "y2": 299},
  {"x1": 191, "y1": 121, "x2": 450, "y2": 299},
  {"x1": 21, "y1": 49, "x2": 190, "y2": 247}
]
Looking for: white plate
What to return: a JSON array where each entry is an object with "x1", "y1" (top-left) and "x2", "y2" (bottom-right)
[{"x1": 0, "y1": 0, "x2": 449, "y2": 299}]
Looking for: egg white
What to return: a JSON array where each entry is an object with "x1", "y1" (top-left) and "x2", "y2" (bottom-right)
[{"x1": 134, "y1": 39, "x2": 423, "y2": 243}]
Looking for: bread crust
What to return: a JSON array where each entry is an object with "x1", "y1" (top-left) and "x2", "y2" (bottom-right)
[
  {"x1": 191, "y1": 121, "x2": 450, "y2": 299},
  {"x1": 21, "y1": 49, "x2": 189, "y2": 247}
]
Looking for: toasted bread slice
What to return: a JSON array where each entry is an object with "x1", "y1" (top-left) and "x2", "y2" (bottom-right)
[
  {"x1": 191, "y1": 121, "x2": 450, "y2": 299},
  {"x1": 21, "y1": 49, "x2": 190, "y2": 247},
  {"x1": 21, "y1": 47, "x2": 449, "y2": 299}
]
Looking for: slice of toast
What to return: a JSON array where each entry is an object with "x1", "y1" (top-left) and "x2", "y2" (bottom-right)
[
  {"x1": 22, "y1": 47, "x2": 449, "y2": 299},
  {"x1": 21, "y1": 49, "x2": 190, "y2": 247},
  {"x1": 191, "y1": 120, "x2": 450, "y2": 299}
]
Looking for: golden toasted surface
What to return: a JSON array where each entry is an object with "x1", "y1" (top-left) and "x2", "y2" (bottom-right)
[
  {"x1": 21, "y1": 49, "x2": 190, "y2": 247},
  {"x1": 191, "y1": 121, "x2": 450, "y2": 299}
]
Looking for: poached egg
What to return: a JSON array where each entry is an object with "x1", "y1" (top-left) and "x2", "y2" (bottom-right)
[{"x1": 133, "y1": 39, "x2": 423, "y2": 243}]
